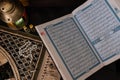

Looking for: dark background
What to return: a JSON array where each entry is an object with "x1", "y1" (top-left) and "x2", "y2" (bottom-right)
[{"x1": 27, "y1": 0, "x2": 87, "y2": 26}]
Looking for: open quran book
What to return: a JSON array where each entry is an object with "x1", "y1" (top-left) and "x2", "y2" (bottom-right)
[{"x1": 36, "y1": 0, "x2": 120, "y2": 80}]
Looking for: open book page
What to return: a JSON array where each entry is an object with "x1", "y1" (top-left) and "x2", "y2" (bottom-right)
[
  {"x1": 108, "y1": 0, "x2": 120, "y2": 21},
  {"x1": 36, "y1": 14, "x2": 103, "y2": 80},
  {"x1": 73, "y1": 0, "x2": 120, "y2": 65}
]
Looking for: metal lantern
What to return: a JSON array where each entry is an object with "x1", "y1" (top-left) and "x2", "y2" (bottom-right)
[{"x1": 0, "y1": 0, "x2": 27, "y2": 30}]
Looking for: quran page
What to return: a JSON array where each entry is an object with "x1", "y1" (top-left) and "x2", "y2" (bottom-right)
[
  {"x1": 73, "y1": 0, "x2": 120, "y2": 65},
  {"x1": 36, "y1": 14, "x2": 103, "y2": 80}
]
